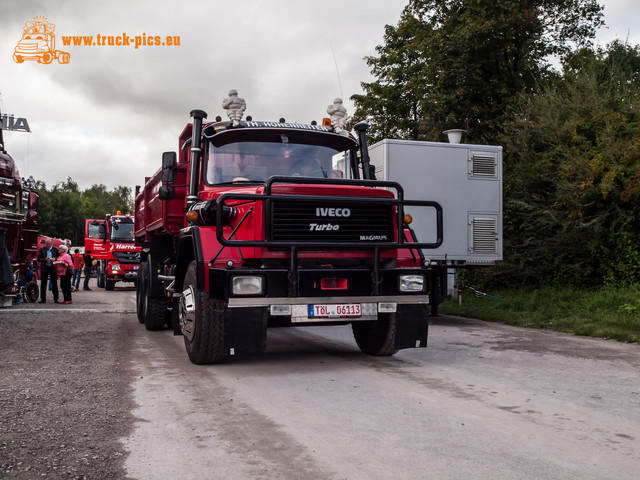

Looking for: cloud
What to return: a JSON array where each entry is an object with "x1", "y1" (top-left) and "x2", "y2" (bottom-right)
[{"x1": 2, "y1": 0, "x2": 638, "y2": 194}]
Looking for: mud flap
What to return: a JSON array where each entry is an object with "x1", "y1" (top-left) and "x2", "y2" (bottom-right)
[
  {"x1": 394, "y1": 304, "x2": 429, "y2": 350},
  {"x1": 224, "y1": 307, "x2": 268, "y2": 357}
]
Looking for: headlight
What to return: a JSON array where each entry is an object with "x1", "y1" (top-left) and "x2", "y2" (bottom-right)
[
  {"x1": 110, "y1": 264, "x2": 122, "y2": 272},
  {"x1": 399, "y1": 274, "x2": 424, "y2": 292},
  {"x1": 231, "y1": 276, "x2": 264, "y2": 295}
]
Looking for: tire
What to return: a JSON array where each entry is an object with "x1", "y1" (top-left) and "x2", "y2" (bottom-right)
[
  {"x1": 105, "y1": 279, "x2": 116, "y2": 290},
  {"x1": 352, "y1": 313, "x2": 399, "y2": 356},
  {"x1": 180, "y1": 260, "x2": 225, "y2": 364},
  {"x1": 25, "y1": 282, "x2": 39, "y2": 303},
  {"x1": 136, "y1": 262, "x2": 147, "y2": 323},
  {"x1": 97, "y1": 265, "x2": 105, "y2": 288},
  {"x1": 139, "y1": 260, "x2": 167, "y2": 331},
  {"x1": 13, "y1": 54, "x2": 24, "y2": 63},
  {"x1": 40, "y1": 52, "x2": 53, "y2": 64},
  {"x1": 144, "y1": 296, "x2": 167, "y2": 331}
]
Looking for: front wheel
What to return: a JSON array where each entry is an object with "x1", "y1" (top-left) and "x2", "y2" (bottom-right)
[
  {"x1": 180, "y1": 260, "x2": 225, "y2": 364},
  {"x1": 352, "y1": 313, "x2": 398, "y2": 356},
  {"x1": 97, "y1": 265, "x2": 105, "y2": 288},
  {"x1": 105, "y1": 279, "x2": 116, "y2": 290}
]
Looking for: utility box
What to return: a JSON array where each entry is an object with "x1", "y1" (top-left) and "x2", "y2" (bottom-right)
[{"x1": 368, "y1": 139, "x2": 502, "y2": 265}]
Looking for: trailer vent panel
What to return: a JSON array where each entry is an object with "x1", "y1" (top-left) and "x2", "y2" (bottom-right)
[
  {"x1": 471, "y1": 217, "x2": 497, "y2": 254},
  {"x1": 470, "y1": 152, "x2": 497, "y2": 177},
  {"x1": 270, "y1": 201, "x2": 395, "y2": 243}
]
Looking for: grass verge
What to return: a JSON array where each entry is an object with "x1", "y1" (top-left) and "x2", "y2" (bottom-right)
[{"x1": 437, "y1": 286, "x2": 640, "y2": 343}]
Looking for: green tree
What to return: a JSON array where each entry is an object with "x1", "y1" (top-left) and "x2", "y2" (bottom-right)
[
  {"x1": 34, "y1": 179, "x2": 134, "y2": 247},
  {"x1": 352, "y1": 0, "x2": 604, "y2": 144},
  {"x1": 498, "y1": 41, "x2": 640, "y2": 286}
]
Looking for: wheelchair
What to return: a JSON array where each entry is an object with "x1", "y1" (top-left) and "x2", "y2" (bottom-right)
[{"x1": 18, "y1": 279, "x2": 39, "y2": 303}]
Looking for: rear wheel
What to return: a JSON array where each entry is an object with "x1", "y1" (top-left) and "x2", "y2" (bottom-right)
[
  {"x1": 140, "y1": 261, "x2": 167, "y2": 331},
  {"x1": 180, "y1": 260, "x2": 225, "y2": 364},
  {"x1": 352, "y1": 313, "x2": 398, "y2": 356},
  {"x1": 136, "y1": 262, "x2": 147, "y2": 323}
]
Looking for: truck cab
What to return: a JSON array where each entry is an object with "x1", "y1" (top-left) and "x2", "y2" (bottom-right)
[
  {"x1": 85, "y1": 214, "x2": 141, "y2": 290},
  {"x1": 0, "y1": 151, "x2": 38, "y2": 306}
]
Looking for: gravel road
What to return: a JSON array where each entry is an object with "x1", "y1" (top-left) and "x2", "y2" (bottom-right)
[
  {"x1": 2, "y1": 285, "x2": 639, "y2": 480},
  {"x1": 0, "y1": 287, "x2": 137, "y2": 479}
]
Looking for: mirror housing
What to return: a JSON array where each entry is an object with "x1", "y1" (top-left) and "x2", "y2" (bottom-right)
[
  {"x1": 98, "y1": 223, "x2": 107, "y2": 241},
  {"x1": 158, "y1": 185, "x2": 175, "y2": 201},
  {"x1": 162, "y1": 151, "x2": 177, "y2": 185},
  {"x1": 28, "y1": 192, "x2": 38, "y2": 210}
]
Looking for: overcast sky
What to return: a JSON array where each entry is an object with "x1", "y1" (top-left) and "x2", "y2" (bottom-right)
[{"x1": 1, "y1": 0, "x2": 639, "y2": 193}]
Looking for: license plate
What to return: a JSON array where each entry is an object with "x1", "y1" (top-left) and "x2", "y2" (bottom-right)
[{"x1": 308, "y1": 304, "x2": 361, "y2": 318}]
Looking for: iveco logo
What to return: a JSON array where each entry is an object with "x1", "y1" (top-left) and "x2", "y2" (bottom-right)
[
  {"x1": 316, "y1": 207, "x2": 351, "y2": 217},
  {"x1": 309, "y1": 223, "x2": 340, "y2": 231}
]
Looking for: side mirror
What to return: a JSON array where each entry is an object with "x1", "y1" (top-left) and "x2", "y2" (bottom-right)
[
  {"x1": 98, "y1": 223, "x2": 107, "y2": 240},
  {"x1": 162, "y1": 151, "x2": 177, "y2": 185},
  {"x1": 158, "y1": 185, "x2": 175, "y2": 201},
  {"x1": 29, "y1": 192, "x2": 38, "y2": 210}
]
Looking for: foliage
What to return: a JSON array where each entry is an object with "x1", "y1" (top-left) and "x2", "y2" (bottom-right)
[
  {"x1": 35, "y1": 179, "x2": 133, "y2": 246},
  {"x1": 495, "y1": 41, "x2": 640, "y2": 287},
  {"x1": 438, "y1": 285, "x2": 640, "y2": 343},
  {"x1": 352, "y1": 0, "x2": 604, "y2": 144}
]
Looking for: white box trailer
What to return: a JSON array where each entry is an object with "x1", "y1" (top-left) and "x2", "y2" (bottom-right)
[{"x1": 368, "y1": 138, "x2": 503, "y2": 266}]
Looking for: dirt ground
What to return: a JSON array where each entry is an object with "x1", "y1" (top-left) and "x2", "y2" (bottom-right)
[{"x1": 0, "y1": 305, "x2": 137, "y2": 479}]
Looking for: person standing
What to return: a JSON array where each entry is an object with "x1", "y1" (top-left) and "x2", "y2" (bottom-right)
[
  {"x1": 36, "y1": 237, "x2": 59, "y2": 303},
  {"x1": 55, "y1": 245, "x2": 74, "y2": 304},
  {"x1": 71, "y1": 248, "x2": 84, "y2": 291},
  {"x1": 83, "y1": 251, "x2": 93, "y2": 291}
]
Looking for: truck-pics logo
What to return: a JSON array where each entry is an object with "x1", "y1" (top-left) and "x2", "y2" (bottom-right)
[{"x1": 13, "y1": 17, "x2": 70, "y2": 64}]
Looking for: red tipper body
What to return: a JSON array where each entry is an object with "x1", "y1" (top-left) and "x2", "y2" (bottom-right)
[{"x1": 134, "y1": 109, "x2": 443, "y2": 365}]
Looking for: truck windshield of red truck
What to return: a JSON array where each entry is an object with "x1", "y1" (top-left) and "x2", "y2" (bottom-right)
[
  {"x1": 204, "y1": 129, "x2": 356, "y2": 185},
  {"x1": 110, "y1": 219, "x2": 135, "y2": 243}
]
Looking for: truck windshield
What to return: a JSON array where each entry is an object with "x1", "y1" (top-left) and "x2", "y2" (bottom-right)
[
  {"x1": 110, "y1": 220, "x2": 135, "y2": 243},
  {"x1": 0, "y1": 188, "x2": 20, "y2": 214},
  {"x1": 205, "y1": 133, "x2": 355, "y2": 184}
]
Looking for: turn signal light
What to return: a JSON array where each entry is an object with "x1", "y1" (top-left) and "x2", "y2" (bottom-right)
[
  {"x1": 403, "y1": 213, "x2": 413, "y2": 225},
  {"x1": 186, "y1": 210, "x2": 199, "y2": 223}
]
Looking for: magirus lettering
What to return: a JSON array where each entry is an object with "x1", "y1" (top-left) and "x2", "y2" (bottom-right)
[
  {"x1": 315, "y1": 207, "x2": 351, "y2": 217},
  {"x1": 360, "y1": 235, "x2": 388, "y2": 241},
  {"x1": 309, "y1": 223, "x2": 340, "y2": 231}
]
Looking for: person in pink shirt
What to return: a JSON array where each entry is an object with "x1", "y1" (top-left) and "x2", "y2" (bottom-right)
[{"x1": 54, "y1": 245, "x2": 74, "y2": 304}]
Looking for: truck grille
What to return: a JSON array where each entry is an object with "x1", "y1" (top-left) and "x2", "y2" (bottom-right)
[
  {"x1": 270, "y1": 200, "x2": 395, "y2": 243},
  {"x1": 112, "y1": 251, "x2": 141, "y2": 264}
]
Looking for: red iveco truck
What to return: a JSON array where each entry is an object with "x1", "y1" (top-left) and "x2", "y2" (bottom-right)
[
  {"x1": 85, "y1": 213, "x2": 141, "y2": 290},
  {"x1": 134, "y1": 95, "x2": 442, "y2": 364}
]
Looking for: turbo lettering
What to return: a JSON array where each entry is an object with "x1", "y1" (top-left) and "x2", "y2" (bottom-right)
[{"x1": 309, "y1": 223, "x2": 340, "y2": 231}]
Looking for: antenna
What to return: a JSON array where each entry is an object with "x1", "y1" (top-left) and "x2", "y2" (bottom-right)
[{"x1": 330, "y1": 41, "x2": 344, "y2": 100}]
